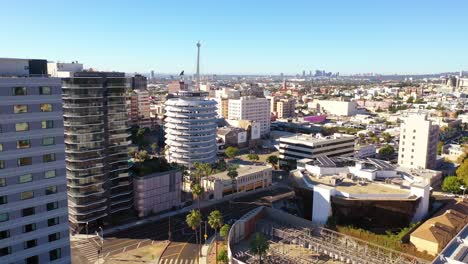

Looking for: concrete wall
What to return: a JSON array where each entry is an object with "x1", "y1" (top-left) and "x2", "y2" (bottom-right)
[{"x1": 312, "y1": 185, "x2": 334, "y2": 225}]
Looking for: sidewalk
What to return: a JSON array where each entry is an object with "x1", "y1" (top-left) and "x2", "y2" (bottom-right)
[{"x1": 200, "y1": 235, "x2": 216, "y2": 264}]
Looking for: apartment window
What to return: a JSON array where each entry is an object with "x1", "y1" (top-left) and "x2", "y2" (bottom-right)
[
  {"x1": 24, "y1": 239, "x2": 37, "y2": 249},
  {"x1": 412, "y1": 149, "x2": 414, "y2": 152},
  {"x1": 43, "y1": 153, "x2": 56, "y2": 163},
  {"x1": 413, "y1": 129, "x2": 416, "y2": 133},
  {"x1": 42, "y1": 137, "x2": 55, "y2": 146},
  {"x1": 48, "y1": 232, "x2": 61, "y2": 242},
  {"x1": 49, "y1": 248, "x2": 62, "y2": 261},
  {"x1": 44, "y1": 170, "x2": 56, "y2": 178},
  {"x1": 14, "y1": 105, "x2": 28, "y2": 113},
  {"x1": 411, "y1": 156, "x2": 414, "y2": 159},
  {"x1": 0, "y1": 178, "x2": 4, "y2": 187},
  {"x1": 411, "y1": 162, "x2": 413, "y2": 165},
  {"x1": 23, "y1": 223, "x2": 36, "y2": 233},
  {"x1": 0, "y1": 196, "x2": 6, "y2": 205},
  {"x1": 18, "y1": 157, "x2": 32, "y2": 166},
  {"x1": 21, "y1": 191, "x2": 34, "y2": 200},
  {"x1": 17, "y1": 139, "x2": 31, "y2": 149},
  {"x1": 47, "y1": 202, "x2": 58, "y2": 211},
  {"x1": 40, "y1": 103, "x2": 53, "y2": 112},
  {"x1": 0, "y1": 246, "x2": 11, "y2": 257},
  {"x1": 0, "y1": 213, "x2": 9, "y2": 222},
  {"x1": 13, "y1": 87, "x2": 27, "y2": 96},
  {"x1": 402, "y1": 148, "x2": 405, "y2": 151},
  {"x1": 25, "y1": 256, "x2": 39, "y2": 264},
  {"x1": 48, "y1": 217, "x2": 59, "y2": 227},
  {"x1": 41, "y1": 120, "x2": 54, "y2": 129},
  {"x1": 15, "y1": 122, "x2": 29, "y2": 131},
  {"x1": 402, "y1": 135, "x2": 405, "y2": 139},
  {"x1": 45, "y1": 186, "x2": 58, "y2": 195},
  {"x1": 39, "y1": 86, "x2": 51, "y2": 95},
  {"x1": 0, "y1": 144, "x2": 2, "y2": 152},
  {"x1": 0, "y1": 230, "x2": 9, "y2": 240},
  {"x1": 413, "y1": 136, "x2": 415, "y2": 139},
  {"x1": 19, "y1": 174, "x2": 33, "y2": 183},
  {"x1": 0, "y1": 161, "x2": 4, "y2": 169},
  {"x1": 22, "y1": 207, "x2": 35, "y2": 217}
]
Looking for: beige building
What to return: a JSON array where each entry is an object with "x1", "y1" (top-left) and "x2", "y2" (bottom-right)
[
  {"x1": 410, "y1": 200, "x2": 468, "y2": 255},
  {"x1": 228, "y1": 96, "x2": 271, "y2": 136},
  {"x1": 270, "y1": 97, "x2": 295, "y2": 118},
  {"x1": 398, "y1": 111, "x2": 439, "y2": 169},
  {"x1": 201, "y1": 165, "x2": 272, "y2": 200},
  {"x1": 308, "y1": 99, "x2": 358, "y2": 116}
]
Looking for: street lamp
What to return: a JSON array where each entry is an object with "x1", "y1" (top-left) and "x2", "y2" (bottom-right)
[{"x1": 460, "y1": 186, "x2": 466, "y2": 199}]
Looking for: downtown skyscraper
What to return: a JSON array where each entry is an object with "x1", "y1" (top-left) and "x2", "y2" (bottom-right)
[{"x1": 62, "y1": 72, "x2": 132, "y2": 234}]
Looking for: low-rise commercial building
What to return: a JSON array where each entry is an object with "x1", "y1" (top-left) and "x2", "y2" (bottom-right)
[
  {"x1": 308, "y1": 99, "x2": 358, "y2": 116},
  {"x1": 201, "y1": 165, "x2": 272, "y2": 200}
]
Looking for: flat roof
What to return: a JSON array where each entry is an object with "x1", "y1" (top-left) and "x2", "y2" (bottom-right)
[
  {"x1": 206, "y1": 165, "x2": 270, "y2": 181},
  {"x1": 279, "y1": 133, "x2": 355, "y2": 146}
]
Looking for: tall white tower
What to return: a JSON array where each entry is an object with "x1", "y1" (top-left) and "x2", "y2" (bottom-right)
[{"x1": 164, "y1": 41, "x2": 217, "y2": 167}]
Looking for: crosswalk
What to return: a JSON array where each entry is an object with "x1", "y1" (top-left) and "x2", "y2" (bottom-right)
[
  {"x1": 71, "y1": 239, "x2": 99, "y2": 263},
  {"x1": 159, "y1": 258, "x2": 197, "y2": 264}
]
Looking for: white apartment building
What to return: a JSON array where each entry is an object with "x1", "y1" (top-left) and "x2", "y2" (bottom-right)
[
  {"x1": 228, "y1": 96, "x2": 270, "y2": 136},
  {"x1": 308, "y1": 99, "x2": 358, "y2": 116},
  {"x1": 279, "y1": 133, "x2": 356, "y2": 167},
  {"x1": 398, "y1": 111, "x2": 439, "y2": 170}
]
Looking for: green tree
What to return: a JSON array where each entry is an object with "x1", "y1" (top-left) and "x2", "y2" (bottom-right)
[
  {"x1": 456, "y1": 159, "x2": 468, "y2": 185},
  {"x1": 379, "y1": 145, "x2": 395, "y2": 160},
  {"x1": 208, "y1": 210, "x2": 224, "y2": 264},
  {"x1": 192, "y1": 183, "x2": 204, "y2": 210},
  {"x1": 247, "y1": 153, "x2": 260, "y2": 163},
  {"x1": 216, "y1": 249, "x2": 229, "y2": 264},
  {"x1": 266, "y1": 155, "x2": 279, "y2": 169},
  {"x1": 136, "y1": 128, "x2": 146, "y2": 148},
  {"x1": 368, "y1": 131, "x2": 375, "y2": 137},
  {"x1": 406, "y1": 96, "x2": 414, "y2": 104},
  {"x1": 186, "y1": 210, "x2": 202, "y2": 260},
  {"x1": 371, "y1": 136, "x2": 380, "y2": 144},
  {"x1": 225, "y1": 146, "x2": 239, "y2": 160},
  {"x1": 442, "y1": 176, "x2": 462, "y2": 193},
  {"x1": 151, "y1": 142, "x2": 158, "y2": 155},
  {"x1": 382, "y1": 132, "x2": 392, "y2": 143},
  {"x1": 250, "y1": 233, "x2": 269, "y2": 263},
  {"x1": 437, "y1": 141, "x2": 444, "y2": 155},
  {"x1": 135, "y1": 150, "x2": 149, "y2": 162},
  {"x1": 220, "y1": 224, "x2": 230, "y2": 242}
]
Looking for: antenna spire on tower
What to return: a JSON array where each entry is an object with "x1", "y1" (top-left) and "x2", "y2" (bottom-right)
[{"x1": 196, "y1": 41, "x2": 201, "y2": 91}]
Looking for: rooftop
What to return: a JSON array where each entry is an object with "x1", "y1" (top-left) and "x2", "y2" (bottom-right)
[
  {"x1": 279, "y1": 133, "x2": 355, "y2": 145},
  {"x1": 206, "y1": 165, "x2": 270, "y2": 182}
]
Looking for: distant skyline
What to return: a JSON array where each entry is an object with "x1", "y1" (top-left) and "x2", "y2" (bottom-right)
[{"x1": 2, "y1": 0, "x2": 468, "y2": 75}]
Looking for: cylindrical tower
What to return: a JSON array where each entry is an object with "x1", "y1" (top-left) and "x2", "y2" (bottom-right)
[{"x1": 165, "y1": 91, "x2": 217, "y2": 166}]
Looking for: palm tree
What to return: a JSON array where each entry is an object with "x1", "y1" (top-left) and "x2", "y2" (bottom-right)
[
  {"x1": 220, "y1": 224, "x2": 230, "y2": 242},
  {"x1": 208, "y1": 210, "x2": 224, "y2": 264},
  {"x1": 186, "y1": 210, "x2": 202, "y2": 263},
  {"x1": 227, "y1": 167, "x2": 238, "y2": 195},
  {"x1": 266, "y1": 155, "x2": 278, "y2": 170},
  {"x1": 192, "y1": 183, "x2": 204, "y2": 210}
]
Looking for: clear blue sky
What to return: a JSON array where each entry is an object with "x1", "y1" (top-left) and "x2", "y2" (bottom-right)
[{"x1": 2, "y1": 0, "x2": 467, "y2": 75}]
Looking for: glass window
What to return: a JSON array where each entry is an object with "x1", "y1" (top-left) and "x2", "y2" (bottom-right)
[
  {"x1": 39, "y1": 86, "x2": 51, "y2": 95},
  {"x1": 19, "y1": 174, "x2": 33, "y2": 183},
  {"x1": 0, "y1": 196, "x2": 6, "y2": 205},
  {"x1": 0, "y1": 230, "x2": 9, "y2": 240},
  {"x1": 0, "y1": 161, "x2": 4, "y2": 169},
  {"x1": 15, "y1": 122, "x2": 29, "y2": 131},
  {"x1": 0, "y1": 246, "x2": 11, "y2": 257},
  {"x1": 18, "y1": 157, "x2": 32, "y2": 166},
  {"x1": 40, "y1": 103, "x2": 53, "y2": 112},
  {"x1": 41, "y1": 120, "x2": 54, "y2": 129},
  {"x1": 25, "y1": 255, "x2": 39, "y2": 264},
  {"x1": 0, "y1": 178, "x2": 5, "y2": 186},
  {"x1": 48, "y1": 232, "x2": 60, "y2": 242},
  {"x1": 13, "y1": 87, "x2": 26, "y2": 96},
  {"x1": 17, "y1": 139, "x2": 31, "y2": 149},
  {"x1": 23, "y1": 223, "x2": 36, "y2": 233},
  {"x1": 49, "y1": 248, "x2": 61, "y2": 261},
  {"x1": 47, "y1": 202, "x2": 58, "y2": 211},
  {"x1": 0, "y1": 144, "x2": 2, "y2": 152},
  {"x1": 24, "y1": 239, "x2": 37, "y2": 249},
  {"x1": 0, "y1": 213, "x2": 9, "y2": 222},
  {"x1": 48, "y1": 217, "x2": 59, "y2": 227},
  {"x1": 43, "y1": 153, "x2": 56, "y2": 163},
  {"x1": 42, "y1": 137, "x2": 55, "y2": 146},
  {"x1": 21, "y1": 191, "x2": 34, "y2": 200},
  {"x1": 22, "y1": 207, "x2": 35, "y2": 217},
  {"x1": 45, "y1": 186, "x2": 57, "y2": 195},
  {"x1": 44, "y1": 170, "x2": 56, "y2": 178},
  {"x1": 14, "y1": 105, "x2": 28, "y2": 113}
]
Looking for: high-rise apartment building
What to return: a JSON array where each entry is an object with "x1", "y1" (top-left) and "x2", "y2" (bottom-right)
[
  {"x1": 0, "y1": 58, "x2": 70, "y2": 264},
  {"x1": 228, "y1": 96, "x2": 271, "y2": 136},
  {"x1": 398, "y1": 111, "x2": 439, "y2": 170},
  {"x1": 165, "y1": 91, "x2": 218, "y2": 167},
  {"x1": 62, "y1": 71, "x2": 132, "y2": 233},
  {"x1": 269, "y1": 97, "x2": 295, "y2": 119},
  {"x1": 128, "y1": 89, "x2": 152, "y2": 128}
]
